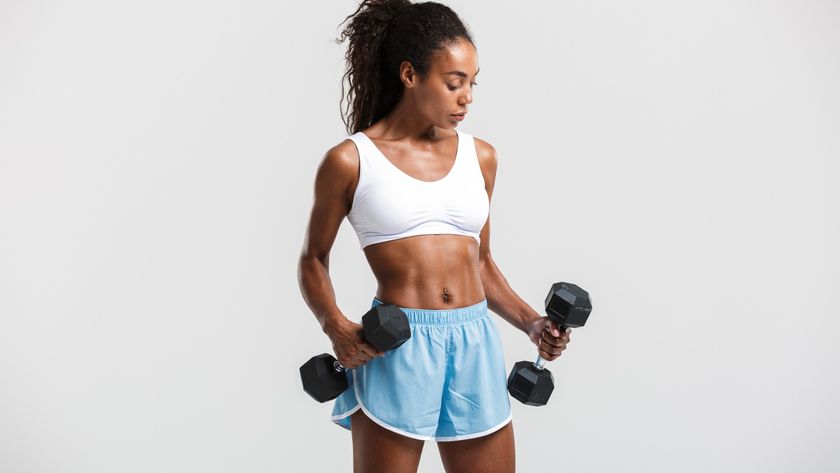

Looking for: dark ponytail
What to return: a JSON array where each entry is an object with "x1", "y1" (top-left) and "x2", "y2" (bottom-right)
[{"x1": 335, "y1": 0, "x2": 474, "y2": 134}]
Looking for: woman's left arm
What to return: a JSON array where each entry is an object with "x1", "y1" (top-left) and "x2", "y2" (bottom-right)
[{"x1": 475, "y1": 138, "x2": 570, "y2": 361}]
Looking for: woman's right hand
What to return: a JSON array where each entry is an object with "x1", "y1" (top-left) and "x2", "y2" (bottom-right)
[{"x1": 324, "y1": 318, "x2": 385, "y2": 369}]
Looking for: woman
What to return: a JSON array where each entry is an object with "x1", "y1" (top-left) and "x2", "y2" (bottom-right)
[{"x1": 298, "y1": 1, "x2": 572, "y2": 471}]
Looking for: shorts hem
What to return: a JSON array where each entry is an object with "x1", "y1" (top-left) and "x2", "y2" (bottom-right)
[
  {"x1": 331, "y1": 369, "x2": 512, "y2": 442},
  {"x1": 330, "y1": 403, "x2": 360, "y2": 431},
  {"x1": 434, "y1": 414, "x2": 513, "y2": 442},
  {"x1": 352, "y1": 369, "x2": 437, "y2": 441},
  {"x1": 356, "y1": 401, "x2": 438, "y2": 441}
]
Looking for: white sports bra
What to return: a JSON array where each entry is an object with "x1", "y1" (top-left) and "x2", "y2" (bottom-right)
[{"x1": 345, "y1": 129, "x2": 490, "y2": 250}]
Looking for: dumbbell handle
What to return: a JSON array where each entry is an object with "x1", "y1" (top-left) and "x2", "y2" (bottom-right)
[
  {"x1": 333, "y1": 359, "x2": 345, "y2": 373},
  {"x1": 532, "y1": 323, "x2": 567, "y2": 370}
]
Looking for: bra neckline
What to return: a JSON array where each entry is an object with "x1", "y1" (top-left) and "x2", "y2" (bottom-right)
[{"x1": 357, "y1": 130, "x2": 461, "y2": 184}]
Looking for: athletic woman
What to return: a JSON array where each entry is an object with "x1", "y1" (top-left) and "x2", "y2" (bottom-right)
[{"x1": 298, "y1": 1, "x2": 572, "y2": 472}]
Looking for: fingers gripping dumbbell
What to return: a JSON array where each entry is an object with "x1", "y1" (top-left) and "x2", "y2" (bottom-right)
[
  {"x1": 299, "y1": 304, "x2": 411, "y2": 403},
  {"x1": 507, "y1": 282, "x2": 592, "y2": 406}
]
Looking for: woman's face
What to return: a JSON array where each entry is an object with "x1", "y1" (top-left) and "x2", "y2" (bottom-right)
[{"x1": 404, "y1": 38, "x2": 479, "y2": 129}]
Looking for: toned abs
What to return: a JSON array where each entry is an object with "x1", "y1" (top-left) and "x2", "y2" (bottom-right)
[{"x1": 364, "y1": 234, "x2": 485, "y2": 309}]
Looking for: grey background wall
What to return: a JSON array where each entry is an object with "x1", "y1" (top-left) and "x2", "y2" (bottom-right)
[{"x1": 1, "y1": 1, "x2": 838, "y2": 471}]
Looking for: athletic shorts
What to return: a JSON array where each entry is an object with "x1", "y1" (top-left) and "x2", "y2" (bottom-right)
[{"x1": 330, "y1": 297, "x2": 512, "y2": 442}]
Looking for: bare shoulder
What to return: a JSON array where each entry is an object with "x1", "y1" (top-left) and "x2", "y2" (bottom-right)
[
  {"x1": 472, "y1": 136, "x2": 498, "y2": 189},
  {"x1": 314, "y1": 137, "x2": 361, "y2": 207},
  {"x1": 320, "y1": 138, "x2": 359, "y2": 177}
]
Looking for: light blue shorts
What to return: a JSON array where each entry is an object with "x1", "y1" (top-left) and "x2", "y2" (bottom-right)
[{"x1": 330, "y1": 297, "x2": 512, "y2": 442}]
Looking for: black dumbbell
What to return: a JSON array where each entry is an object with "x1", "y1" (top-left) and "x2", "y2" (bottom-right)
[
  {"x1": 507, "y1": 282, "x2": 592, "y2": 406},
  {"x1": 300, "y1": 303, "x2": 411, "y2": 403}
]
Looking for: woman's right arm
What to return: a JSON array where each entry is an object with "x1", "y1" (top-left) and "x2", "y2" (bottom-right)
[{"x1": 297, "y1": 142, "x2": 383, "y2": 368}]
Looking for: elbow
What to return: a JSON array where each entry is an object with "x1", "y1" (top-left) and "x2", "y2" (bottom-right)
[
  {"x1": 297, "y1": 254, "x2": 329, "y2": 301},
  {"x1": 299, "y1": 248, "x2": 329, "y2": 267},
  {"x1": 479, "y1": 250, "x2": 493, "y2": 271},
  {"x1": 297, "y1": 251, "x2": 330, "y2": 288},
  {"x1": 479, "y1": 253, "x2": 495, "y2": 282}
]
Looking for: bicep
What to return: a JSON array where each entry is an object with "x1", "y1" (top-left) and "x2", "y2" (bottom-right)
[{"x1": 299, "y1": 144, "x2": 358, "y2": 262}]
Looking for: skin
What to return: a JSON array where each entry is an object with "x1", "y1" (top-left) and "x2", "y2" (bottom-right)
[{"x1": 298, "y1": 37, "x2": 572, "y2": 473}]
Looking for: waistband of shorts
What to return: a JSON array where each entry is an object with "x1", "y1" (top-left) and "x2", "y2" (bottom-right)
[{"x1": 372, "y1": 297, "x2": 488, "y2": 325}]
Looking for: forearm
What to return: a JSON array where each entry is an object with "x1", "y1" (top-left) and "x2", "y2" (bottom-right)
[
  {"x1": 479, "y1": 255, "x2": 542, "y2": 333},
  {"x1": 297, "y1": 255, "x2": 348, "y2": 334}
]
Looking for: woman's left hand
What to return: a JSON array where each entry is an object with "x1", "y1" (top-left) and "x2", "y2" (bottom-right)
[{"x1": 525, "y1": 317, "x2": 571, "y2": 362}]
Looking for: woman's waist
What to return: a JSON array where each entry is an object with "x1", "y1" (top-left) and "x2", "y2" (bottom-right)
[
  {"x1": 374, "y1": 278, "x2": 485, "y2": 310},
  {"x1": 371, "y1": 295, "x2": 488, "y2": 324}
]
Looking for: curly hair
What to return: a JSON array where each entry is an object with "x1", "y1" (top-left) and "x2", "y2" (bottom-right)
[{"x1": 335, "y1": 0, "x2": 474, "y2": 134}]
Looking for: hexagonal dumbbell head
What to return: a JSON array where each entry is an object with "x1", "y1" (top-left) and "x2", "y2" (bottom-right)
[
  {"x1": 299, "y1": 353, "x2": 348, "y2": 403},
  {"x1": 544, "y1": 282, "x2": 592, "y2": 328},
  {"x1": 507, "y1": 361, "x2": 555, "y2": 406},
  {"x1": 361, "y1": 304, "x2": 411, "y2": 352}
]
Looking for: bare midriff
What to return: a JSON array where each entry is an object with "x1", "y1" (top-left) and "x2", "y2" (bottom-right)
[{"x1": 363, "y1": 234, "x2": 485, "y2": 310}]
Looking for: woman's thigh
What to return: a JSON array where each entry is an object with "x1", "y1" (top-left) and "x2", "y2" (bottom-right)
[
  {"x1": 350, "y1": 410, "x2": 425, "y2": 473},
  {"x1": 436, "y1": 421, "x2": 516, "y2": 473}
]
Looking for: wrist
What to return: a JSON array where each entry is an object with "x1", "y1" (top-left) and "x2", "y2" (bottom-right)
[
  {"x1": 519, "y1": 313, "x2": 542, "y2": 334},
  {"x1": 320, "y1": 312, "x2": 349, "y2": 337}
]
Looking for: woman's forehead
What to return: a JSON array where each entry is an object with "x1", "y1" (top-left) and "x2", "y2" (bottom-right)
[{"x1": 432, "y1": 42, "x2": 479, "y2": 77}]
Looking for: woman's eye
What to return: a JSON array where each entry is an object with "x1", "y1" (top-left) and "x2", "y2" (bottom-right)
[{"x1": 449, "y1": 82, "x2": 478, "y2": 91}]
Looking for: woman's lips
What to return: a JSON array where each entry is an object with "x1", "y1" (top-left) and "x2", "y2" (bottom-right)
[{"x1": 450, "y1": 114, "x2": 465, "y2": 121}]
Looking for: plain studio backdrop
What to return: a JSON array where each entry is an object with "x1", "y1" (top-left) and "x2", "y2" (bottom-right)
[{"x1": 1, "y1": 0, "x2": 838, "y2": 471}]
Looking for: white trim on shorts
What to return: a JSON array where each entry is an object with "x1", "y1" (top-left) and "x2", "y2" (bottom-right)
[
  {"x1": 433, "y1": 414, "x2": 513, "y2": 442},
  {"x1": 329, "y1": 368, "x2": 513, "y2": 442},
  {"x1": 330, "y1": 404, "x2": 360, "y2": 430}
]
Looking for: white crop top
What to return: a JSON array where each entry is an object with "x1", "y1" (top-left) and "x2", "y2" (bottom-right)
[{"x1": 345, "y1": 129, "x2": 490, "y2": 250}]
